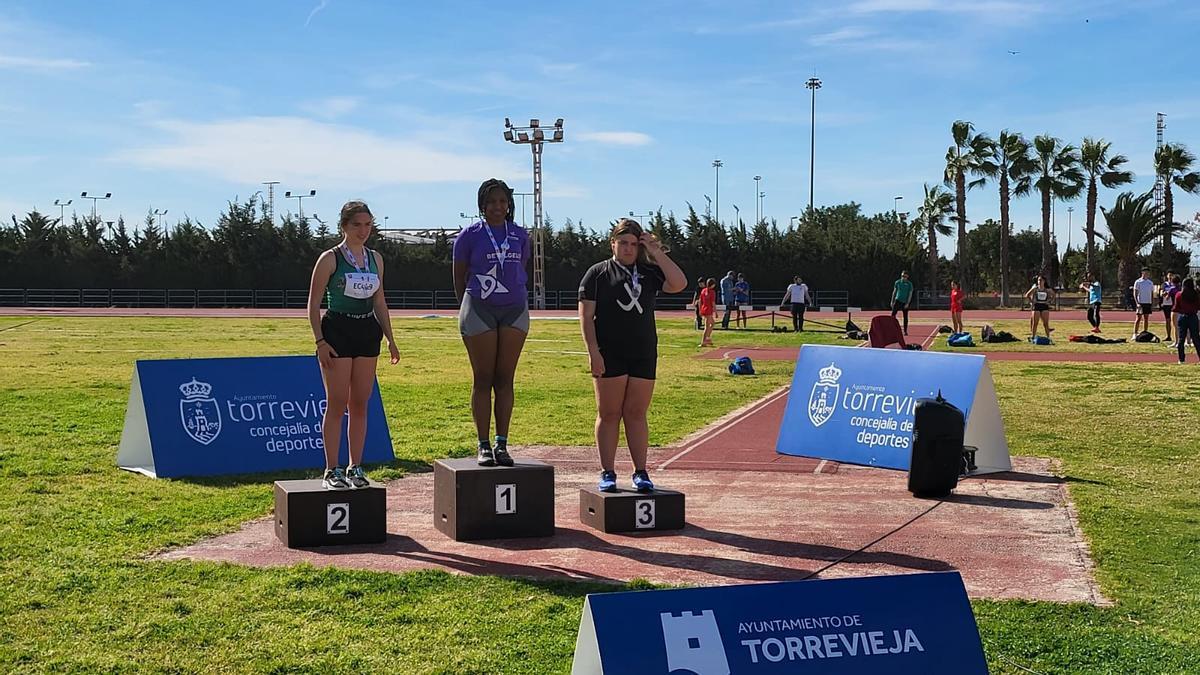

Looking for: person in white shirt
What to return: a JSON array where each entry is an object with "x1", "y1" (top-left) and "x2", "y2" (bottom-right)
[
  {"x1": 783, "y1": 276, "x2": 810, "y2": 332},
  {"x1": 1132, "y1": 268, "x2": 1156, "y2": 337}
]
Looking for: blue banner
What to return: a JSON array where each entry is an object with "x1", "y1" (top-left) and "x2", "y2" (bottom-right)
[
  {"x1": 572, "y1": 571, "x2": 987, "y2": 674},
  {"x1": 776, "y1": 345, "x2": 985, "y2": 470},
  {"x1": 118, "y1": 355, "x2": 393, "y2": 478}
]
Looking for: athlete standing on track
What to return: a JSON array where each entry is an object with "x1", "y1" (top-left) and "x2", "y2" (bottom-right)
[
  {"x1": 1024, "y1": 275, "x2": 1055, "y2": 341},
  {"x1": 579, "y1": 218, "x2": 686, "y2": 493},
  {"x1": 307, "y1": 200, "x2": 400, "y2": 490},
  {"x1": 949, "y1": 280, "x2": 964, "y2": 334},
  {"x1": 453, "y1": 179, "x2": 531, "y2": 467},
  {"x1": 784, "y1": 276, "x2": 810, "y2": 332},
  {"x1": 890, "y1": 271, "x2": 914, "y2": 336}
]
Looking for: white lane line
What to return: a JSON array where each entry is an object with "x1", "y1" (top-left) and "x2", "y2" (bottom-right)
[{"x1": 814, "y1": 459, "x2": 828, "y2": 474}]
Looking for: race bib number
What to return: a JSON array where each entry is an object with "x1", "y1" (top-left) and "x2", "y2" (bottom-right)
[
  {"x1": 344, "y1": 272, "x2": 380, "y2": 300},
  {"x1": 1035, "y1": 291, "x2": 1047, "y2": 302}
]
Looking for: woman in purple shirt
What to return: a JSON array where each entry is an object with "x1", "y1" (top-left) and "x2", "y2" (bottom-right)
[{"x1": 453, "y1": 179, "x2": 531, "y2": 466}]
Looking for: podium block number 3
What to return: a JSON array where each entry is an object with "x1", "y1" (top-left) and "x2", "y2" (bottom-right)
[
  {"x1": 327, "y1": 503, "x2": 350, "y2": 535},
  {"x1": 635, "y1": 499, "x2": 656, "y2": 529},
  {"x1": 495, "y1": 484, "x2": 517, "y2": 515}
]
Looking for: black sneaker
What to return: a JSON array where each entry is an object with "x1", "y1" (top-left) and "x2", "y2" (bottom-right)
[
  {"x1": 345, "y1": 464, "x2": 369, "y2": 488},
  {"x1": 493, "y1": 441, "x2": 514, "y2": 467},
  {"x1": 477, "y1": 443, "x2": 495, "y2": 467},
  {"x1": 322, "y1": 467, "x2": 350, "y2": 490}
]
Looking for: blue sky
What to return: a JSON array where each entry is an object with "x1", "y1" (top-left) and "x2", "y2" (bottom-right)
[{"x1": 3, "y1": 0, "x2": 1199, "y2": 257}]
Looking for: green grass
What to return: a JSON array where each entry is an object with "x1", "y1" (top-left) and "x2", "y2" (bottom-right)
[{"x1": 1, "y1": 317, "x2": 1198, "y2": 673}]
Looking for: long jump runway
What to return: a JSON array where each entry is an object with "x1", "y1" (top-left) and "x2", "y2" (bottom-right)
[{"x1": 162, "y1": 320, "x2": 1106, "y2": 605}]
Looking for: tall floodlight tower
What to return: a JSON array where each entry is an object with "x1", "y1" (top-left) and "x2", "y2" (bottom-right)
[
  {"x1": 504, "y1": 117, "x2": 564, "y2": 309},
  {"x1": 262, "y1": 181, "x2": 280, "y2": 224},
  {"x1": 805, "y1": 76, "x2": 822, "y2": 212},
  {"x1": 1154, "y1": 113, "x2": 1166, "y2": 228}
]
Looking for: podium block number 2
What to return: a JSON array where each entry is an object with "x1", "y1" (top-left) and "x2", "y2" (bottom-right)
[
  {"x1": 635, "y1": 499, "x2": 656, "y2": 529},
  {"x1": 495, "y1": 484, "x2": 517, "y2": 515},
  {"x1": 327, "y1": 503, "x2": 350, "y2": 535}
]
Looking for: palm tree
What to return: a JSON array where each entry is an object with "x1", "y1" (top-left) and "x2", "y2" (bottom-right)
[
  {"x1": 1079, "y1": 138, "x2": 1133, "y2": 279},
  {"x1": 1031, "y1": 135, "x2": 1084, "y2": 283},
  {"x1": 916, "y1": 183, "x2": 954, "y2": 292},
  {"x1": 1100, "y1": 191, "x2": 1178, "y2": 302},
  {"x1": 981, "y1": 131, "x2": 1034, "y2": 305},
  {"x1": 1153, "y1": 142, "x2": 1200, "y2": 255},
  {"x1": 943, "y1": 120, "x2": 994, "y2": 291}
]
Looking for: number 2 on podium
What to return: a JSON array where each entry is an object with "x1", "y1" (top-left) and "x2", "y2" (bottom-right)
[
  {"x1": 327, "y1": 503, "x2": 350, "y2": 534},
  {"x1": 495, "y1": 484, "x2": 517, "y2": 514}
]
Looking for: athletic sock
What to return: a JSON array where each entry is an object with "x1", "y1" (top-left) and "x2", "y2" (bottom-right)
[
  {"x1": 494, "y1": 435, "x2": 507, "y2": 446},
  {"x1": 478, "y1": 439, "x2": 491, "y2": 450}
]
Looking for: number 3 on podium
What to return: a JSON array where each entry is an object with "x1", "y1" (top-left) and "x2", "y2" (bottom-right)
[
  {"x1": 635, "y1": 499, "x2": 656, "y2": 529},
  {"x1": 495, "y1": 484, "x2": 517, "y2": 514}
]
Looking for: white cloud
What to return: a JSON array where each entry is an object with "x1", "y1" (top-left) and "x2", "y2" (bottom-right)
[
  {"x1": 848, "y1": 0, "x2": 1043, "y2": 18},
  {"x1": 541, "y1": 62, "x2": 580, "y2": 76},
  {"x1": 114, "y1": 116, "x2": 521, "y2": 188},
  {"x1": 692, "y1": 15, "x2": 817, "y2": 35},
  {"x1": 305, "y1": 0, "x2": 330, "y2": 27},
  {"x1": 809, "y1": 26, "x2": 876, "y2": 46},
  {"x1": 545, "y1": 183, "x2": 590, "y2": 199},
  {"x1": 576, "y1": 131, "x2": 653, "y2": 146},
  {"x1": 299, "y1": 96, "x2": 361, "y2": 119},
  {"x1": 0, "y1": 54, "x2": 90, "y2": 71}
]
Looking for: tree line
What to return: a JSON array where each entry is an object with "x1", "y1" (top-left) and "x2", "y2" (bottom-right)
[
  {"x1": 926, "y1": 120, "x2": 1198, "y2": 302},
  {"x1": 3, "y1": 193, "x2": 1186, "y2": 307}
]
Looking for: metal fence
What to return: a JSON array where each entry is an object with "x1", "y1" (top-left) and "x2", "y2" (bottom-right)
[{"x1": 0, "y1": 287, "x2": 852, "y2": 310}]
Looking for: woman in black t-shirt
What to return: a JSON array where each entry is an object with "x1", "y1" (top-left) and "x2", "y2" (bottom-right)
[{"x1": 579, "y1": 219, "x2": 687, "y2": 494}]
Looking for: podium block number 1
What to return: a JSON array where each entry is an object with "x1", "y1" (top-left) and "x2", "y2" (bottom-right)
[
  {"x1": 327, "y1": 503, "x2": 350, "y2": 535},
  {"x1": 495, "y1": 484, "x2": 517, "y2": 515},
  {"x1": 635, "y1": 499, "x2": 656, "y2": 529}
]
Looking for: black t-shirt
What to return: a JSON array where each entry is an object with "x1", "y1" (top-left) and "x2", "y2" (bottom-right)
[{"x1": 579, "y1": 258, "x2": 666, "y2": 356}]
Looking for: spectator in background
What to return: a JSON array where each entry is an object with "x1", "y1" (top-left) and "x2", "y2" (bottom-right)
[
  {"x1": 733, "y1": 273, "x2": 751, "y2": 329},
  {"x1": 784, "y1": 276, "x2": 810, "y2": 332},
  {"x1": 1172, "y1": 277, "x2": 1200, "y2": 363},
  {"x1": 1132, "y1": 268, "x2": 1155, "y2": 338},
  {"x1": 1024, "y1": 275, "x2": 1055, "y2": 340},
  {"x1": 691, "y1": 275, "x2": 705, "y2": 330},
  {"x1": 949, "y1": 280, "x2": 964, "y2": 333},
  {"x1": 720, "y1": 270, "x2": 736, "y2": 329},
  {"x1": 699, "y1": 278, "x2": 717, "y2": 347},
  {"x1": 1161, "y1": 272, "x2": 1179, "y2": 345},
  {"x1": 890, "y1": 271, "x2": 914, "y2": 336},
  {"x1": 1079, "y1": 274, "x2": 1103, "y2": 333}
]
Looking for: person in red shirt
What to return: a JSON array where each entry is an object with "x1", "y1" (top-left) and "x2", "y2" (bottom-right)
[
  {"x1": 1172, "y1": 277, "x2": 1200, "y2": 363},
  {"x1": 699, "y1": 278, "x2": 717, "y2": 347},
  {"x1": 949, "y1": 280, "x2": 964, "y2": 333}
]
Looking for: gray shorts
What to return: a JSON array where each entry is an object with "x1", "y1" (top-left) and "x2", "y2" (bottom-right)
[{"x1": 459, "y1": 293, "x2": 530, "y2": 337}]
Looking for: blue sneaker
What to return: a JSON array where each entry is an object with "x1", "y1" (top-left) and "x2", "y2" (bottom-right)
[
  {"x1": 597, "y1": 470, "x2": 617, "y2": 492},
  {"x1": 632, "y1": 470, "x2": 655, "y2": 493}
]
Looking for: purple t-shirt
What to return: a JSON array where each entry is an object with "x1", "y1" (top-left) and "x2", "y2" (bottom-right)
[{"x1": 453, "y1": 220, "x2": 530, "y2": 306}]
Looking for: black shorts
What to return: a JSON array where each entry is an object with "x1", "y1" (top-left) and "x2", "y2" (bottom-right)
[
  {"x1": 1033, "y1": 303, "x2": 1050, "y2": 313},
  {"x1": 321, "y1": 311, "x2": 382, "y2": 358},
  {"x1": 891, "y1": 301, "x2": 909, "y2": 313},
  {"x1": 599, "y1": 348, "x2": 657, "y2": 380},
  {"x1": 1138, "y1": 303, "x2": 1154, "y2": 316},
  {"x1": 1162, "y1": 306, "x2": 1173, "y2": 319}
]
